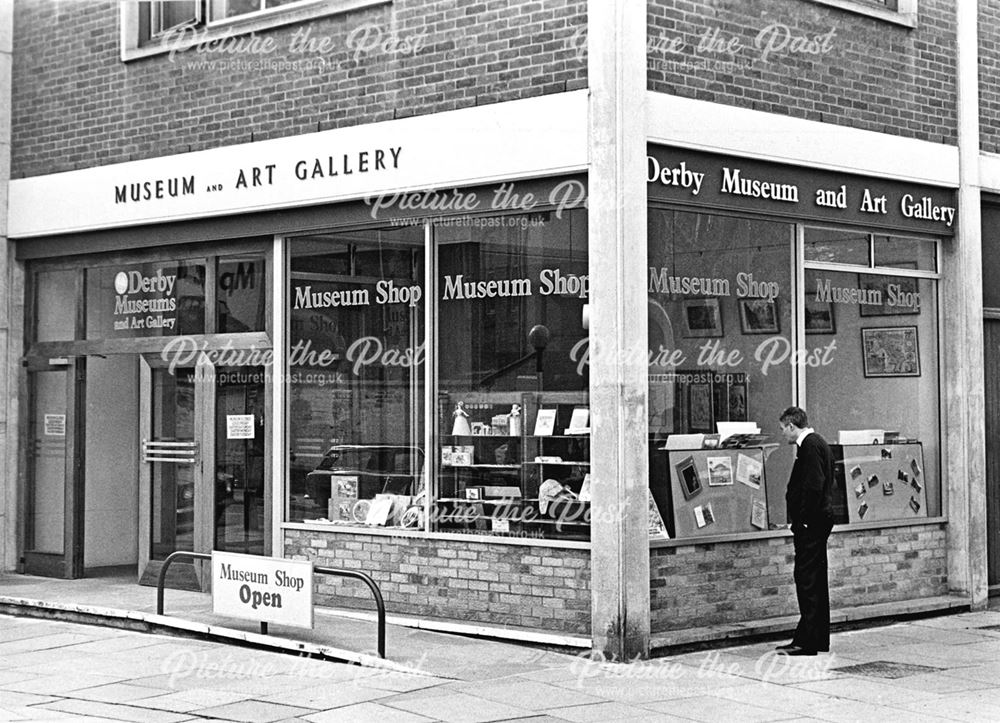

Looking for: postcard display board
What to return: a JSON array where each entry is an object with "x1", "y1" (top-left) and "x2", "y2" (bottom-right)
[
  {"x1": 667, "y1": 448, "x2": 771, "y2": 537},
  {"x1": 836, "y1": 443, "x2": 927, "y2": 523}
]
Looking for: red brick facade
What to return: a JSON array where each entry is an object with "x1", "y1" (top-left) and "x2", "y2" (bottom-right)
[
  {"x1": 11, "y1": 0, "x2": 587, "y2": 177},
  {"x1": 651, "y1": 524, "x2": 948, "y2": 633},
  {"x1": 285, "y1": 530, "x2": 592, "y2": 635},
  {"x1": 647, "y1": 0, "x2": 957, "y2": 145}
]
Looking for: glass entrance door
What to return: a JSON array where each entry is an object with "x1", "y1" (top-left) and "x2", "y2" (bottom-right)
[
  {"x1": 214, "y1": 367, "x2": 266, "y2": 555},
  {"x1": 139, "y1": 360, "x2": 203, "y2": 589},
  {"x1": 24, "y1": 359, "x2": 84, "y2": 578}
]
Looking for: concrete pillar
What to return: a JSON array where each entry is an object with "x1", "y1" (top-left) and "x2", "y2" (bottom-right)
[
  {"x1": 587, "y1": 0, "x2": 650, "y2": 659},
  {"x1": 0, "y1": 0, "x2": 15, "y2": 572},
  {"x1": 944, "y1": 1, "x2": 987, "y2": 608}
]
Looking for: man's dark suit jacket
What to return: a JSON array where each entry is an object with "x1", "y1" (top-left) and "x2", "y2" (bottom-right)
[{"x1": 785, "y1": 432, "x2": 835, "y2": 528}]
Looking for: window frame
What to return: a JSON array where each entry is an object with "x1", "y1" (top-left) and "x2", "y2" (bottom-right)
[
  {"x1": 801, "y1": 0, "x2": 917, "y2": 28},
  {"x1": 121, "y1": 0, "x2": 392, "y2": 62}
]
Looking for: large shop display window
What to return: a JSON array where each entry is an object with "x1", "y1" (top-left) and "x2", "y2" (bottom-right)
[
  {"x1": 646, "y1": 210, "x2": 941, "y2": 539},
  {"x1": 287, "y1": 227, "x2": 426, "y2": 527},
  {"x1": 286, "y1": 211, "x2": 590, "y2": 541}
]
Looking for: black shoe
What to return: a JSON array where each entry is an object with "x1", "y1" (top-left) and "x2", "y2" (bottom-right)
[
  {"x1": 775, "y1": 643, "x2": 798, "y2": 651},
  {"x1": 779, "y1": 646, "x2": 817, "y2": 656}
]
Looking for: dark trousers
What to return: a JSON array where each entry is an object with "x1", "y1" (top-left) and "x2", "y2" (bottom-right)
[{"x1": 792, "y1": 524, "x2": 832, "y2": 651}]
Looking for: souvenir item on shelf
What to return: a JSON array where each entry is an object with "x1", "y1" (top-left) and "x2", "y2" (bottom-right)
[
  {"x1": 538, "y1": 478, "x2": 576, "y2": 515},
  {"x1": 452, "y1": 401, "x2": 472, "y2": 436},
  {"x1": 509, "y1": 404, "x2": 521, "y2": 436}
]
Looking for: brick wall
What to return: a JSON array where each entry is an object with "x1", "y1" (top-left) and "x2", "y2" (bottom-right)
[
  {"x1": 284, "y1": 530, "x2": 592, "y2": 635},
  {"x1": 648, "y1": 0, "x2": 957, "y2": 145},
  {"x1": 11, "y1": 0, "x2": 587, "y2": 178},
  {"x1": 650, "y1": 524, "x2": 948, "y2": 632},
  {"x1": 980, "y1": 0, "x2": 1000, "y2": 153}
]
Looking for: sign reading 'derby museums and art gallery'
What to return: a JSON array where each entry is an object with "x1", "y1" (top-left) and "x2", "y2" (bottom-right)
[
  {"x1": 212, "y1": 551, "x2": 314, "y2": 629},
  {"x1": 89, "y1": 262, "x2": 205, "y2": 338},
  {"x1": 647, "y1": 146, "x2": 957, "y2": 234}
]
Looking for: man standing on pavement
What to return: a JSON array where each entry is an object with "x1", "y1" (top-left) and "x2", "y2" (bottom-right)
[{"x1": 777, "y1": 406, "x2": 835, "y2": 656}]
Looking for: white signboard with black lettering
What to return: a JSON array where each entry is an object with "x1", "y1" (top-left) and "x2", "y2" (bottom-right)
[{"x1": 212, "y1": 551, "x2": 314, "y2": 629}]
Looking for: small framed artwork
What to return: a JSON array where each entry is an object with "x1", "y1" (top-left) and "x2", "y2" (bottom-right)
[
  {"x1": 739, "y1": 299, "x2": 779, "y2": 334},
  {"x1": 688, "y1": 382, "x2": 713, "y2": 432},
  {"x1": 728, "y1": 382, "x2": 748, "y2": 421},
  {"x1": 861, "y1": 326, "x2": 920, "y2": 377},
  {"x1": 805, "y1": 298, "x2": 836, "y2": 334},
  {"x1": 675, "y1": 455, "x2": 703, "y2": 501},
  {"x1": 858, "y1": 274, "x2": 921, "y2": 316},
  {"x1": 682, "y1": 298, "x2": 723, "y2": 338}
]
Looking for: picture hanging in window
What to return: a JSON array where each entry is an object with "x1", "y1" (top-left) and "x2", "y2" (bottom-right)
[
  {"x1": 728, "y1": 382, "x2": 748, "y2": 421},
  {"x1": 739, "y1": 299, "x2": 779, "y2": 334},
  {"x1": 688, "y1": 382, "x2": 713, "y2": 432},
  {"x1": 675, "y1": 455, "x2": 703, "y2": 500},
  {"x1": 804, "y1": 297, "x2": 836, "y2": 334},
  {"x1": 861, "y1": 326, "x2": 920, "y2": 377},
  {"x1": 681, "y1": 298, "x2": 723, "y2": 338},
  {"x1": 858, "y1": 274, "x2": 921, "y2": 316}
]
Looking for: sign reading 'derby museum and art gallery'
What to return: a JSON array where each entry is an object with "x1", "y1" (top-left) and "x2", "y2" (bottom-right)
[
  {"x1": 647, "y1": 145, "x2": 957, "y2": 234},
  {"x1": 212, "y1": 551, "x2": 314, "y2": 629}
]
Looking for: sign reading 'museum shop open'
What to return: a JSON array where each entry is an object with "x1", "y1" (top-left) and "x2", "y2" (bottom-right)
[{"x1": 212, "y1": 551, "x2": 314, "y2": 629}]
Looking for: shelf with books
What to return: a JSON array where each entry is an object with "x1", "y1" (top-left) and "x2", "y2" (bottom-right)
[{"x1": 436, "y1": 391, "x2": 590, "y2": 539}]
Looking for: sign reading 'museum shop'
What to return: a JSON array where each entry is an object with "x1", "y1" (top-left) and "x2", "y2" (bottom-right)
[
  {"x1": 212, "y1": 551, "x2": 314, "y2": 629},
  {"x1": 647, "y1": 145, "x2": 957, "y2": 234}
]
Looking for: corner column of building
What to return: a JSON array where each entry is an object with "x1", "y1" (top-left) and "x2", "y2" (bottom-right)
[
  {"x1": 587, "y1": 0, "x2": 650, "y2": 659},
  {"x1": 945, "y1": 1, "x2": 987, "y2": 607},
  {"x1": 0, "y1": 0, "x2": 15, "y2": 573}
]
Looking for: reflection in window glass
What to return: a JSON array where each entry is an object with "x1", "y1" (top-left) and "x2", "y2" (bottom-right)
[
  {"x1": 804, "y1": 226, "x2": 870, "y2": 266},
  {"x1": 217, "y1": 256, "x2": 266, "y2": 333},
  {"x1": 287, "y1": 228, "x2": 425, "y2": 526},
  {"x1": 35, "y1": 269, "x2": 77, "y2": 342},
  {"x1": 804, "y1": 268, "x2": 940, "y2": 519},
  {"x1": 647, "y1": 210, "x2": 796, "y2": 537},
  {"x1": 873, "y1": 235, "x2": 937, "y2": 272},
  {"x1": 435, "y1": 211, "x2": 590, "y2": 541}
]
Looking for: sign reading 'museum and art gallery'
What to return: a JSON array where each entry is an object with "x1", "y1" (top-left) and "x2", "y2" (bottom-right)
[{"x1": 647, "y1": 145, "x2": 957, "y2": 234}]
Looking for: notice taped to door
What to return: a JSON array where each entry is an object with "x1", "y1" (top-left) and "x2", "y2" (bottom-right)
[{"x1": 226, "y1": 414, "x2": 255, "y2": 439}]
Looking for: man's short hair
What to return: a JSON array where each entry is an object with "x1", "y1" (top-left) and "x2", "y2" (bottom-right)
[{"x1": 779, "y1": 406, "x2": 808, "y2": 429}]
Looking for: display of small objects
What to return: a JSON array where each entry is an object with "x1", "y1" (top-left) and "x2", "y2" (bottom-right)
[{"x1": 845, "y1": 445, "x2": 926, "y2": 522}]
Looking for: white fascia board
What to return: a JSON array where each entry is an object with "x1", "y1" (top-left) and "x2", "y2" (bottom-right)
[
  {"x1": 647, "y1": 91, "x2": 958, "y2": 188},
  {"x1": 9, "y1": 90, "x2": 589, "y2": 238}
]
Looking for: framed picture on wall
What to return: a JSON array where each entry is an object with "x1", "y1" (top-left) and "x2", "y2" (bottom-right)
[
  {"x1": 682, "y1": 298, "x2": 723, "y2": 337},
  {"x1": 858, "y1": 274, "x2": 921, "y2": 316},
  {"x1": 688, "y1": 383, "x2": 713, "y2": 431},
  {"x1": 739, "y1": 299, "x2": 779, "y2": 334},
  {"x1": 861, "y1": 326, "x2": 920, "y2": 377},
  {"x1": 805, "y1": 298, "x2": 836, "y2": 334},
  {"x1": 728, "y1": 383, "x2": 748, "y2": 421}
]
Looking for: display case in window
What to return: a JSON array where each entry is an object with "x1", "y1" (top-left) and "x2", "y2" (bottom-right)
[
  {"x1": 833, "y1": 442, "x2": 927, "y2": 523},
  {"x1": 661, "y1": 445, "x2": 775, "y2": 538},
  {"x1": 436, "y1": 392, "x2": 590, "y2": 540}
]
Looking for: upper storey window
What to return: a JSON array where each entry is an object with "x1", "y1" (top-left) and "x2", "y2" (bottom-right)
[
  {"x1": 122, "y1": 0, "x2": 390, "y2": 61},
  {"x1": 802, "y1": 0, "x2": 916, "y2": 28}
]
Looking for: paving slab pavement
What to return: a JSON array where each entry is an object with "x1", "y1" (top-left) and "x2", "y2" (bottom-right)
[{"x1": 4, "y1": 604, "x2": 1000, "y2": 721}]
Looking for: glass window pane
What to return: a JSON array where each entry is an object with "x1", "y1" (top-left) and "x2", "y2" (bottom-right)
[
  {"x1": 647, "y1": 209, "x2": 795, "y2": 536},
  {"x1": 28, "y1": 371, "x2": 68, "y2": 554},
  {"x1": 217, "y1": 256, "x2": 266, "y2": 333},
  {"x1": 434, "y1": 211, "x2": 590, "y2": 540},
  {"x1": 87, "y1": 261, "x2": 206, "y2": 339},
  {"x1": 804, "y1": 226, "x2": 870, "y2": 266},
  {"x1": 150, "y1": 367, "x2": 196, "y2": 560},
  {"x1": 873, "y1": 235, "x2": 937, "y2": 272},
  {"x1": 805, "y1": 268, "x2": 940, "y2": 519},
  {"x1": 287, "y1": 226, "x2": 425, "y2": 526},
  {"x1": 210, "y1": 0, "x2": 262, "y2": 20},
  {"x1": 35, "y1": 269, "x2": 77, "y2": 342}
]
